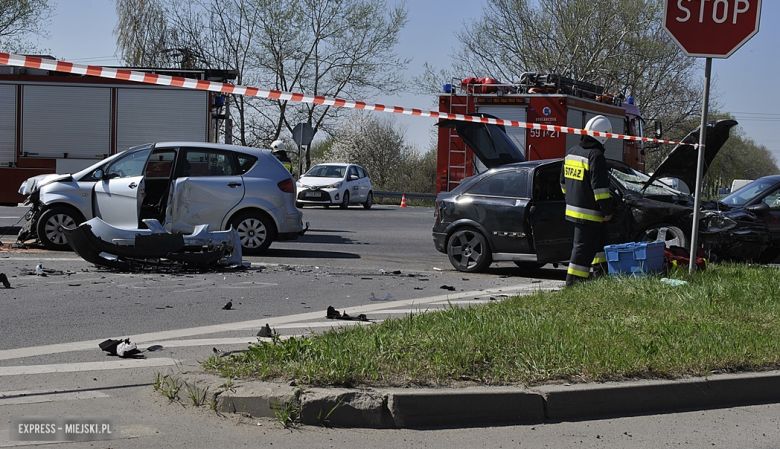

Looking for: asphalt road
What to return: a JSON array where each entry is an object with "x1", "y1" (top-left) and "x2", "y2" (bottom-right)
[{"x1": 2, "y1": 204, "x2": 779, "y2": 448}]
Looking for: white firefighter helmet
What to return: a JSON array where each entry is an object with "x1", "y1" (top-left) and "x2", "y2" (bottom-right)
[
  {"x1": 584, "y1": 115, "x2": 612, "y2": 145},
  {"x1": 271, "y1": 139, "x2": 285, "y2": 152}
]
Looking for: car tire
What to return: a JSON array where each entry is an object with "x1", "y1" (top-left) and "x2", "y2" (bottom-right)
[
  {"x1": 363, "y1": 192, "x2": 373, "y2": 210},
  {"x1": 37, "y1": 206, "x2": 85, "y2": 251},
  {"x1": 229, "y1": 211, "x2": 276, "y2": 255},
  {"x1": 447, "y1": 227, "x2": 492, "y2": 273},
  {"x1": 513, "y1": 261, "x2": 545, "y2": 270},
  {"x1": 340, "y1": 191, "x2": 350, "y2": 209},
  {"x1": 639, "y1": 224, "x2": 689, "y2": 248}
]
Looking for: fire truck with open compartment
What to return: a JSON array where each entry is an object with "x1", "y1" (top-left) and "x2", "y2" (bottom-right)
[{"x1": 436, "y1": 73, "x2": 646, "y2": 194}]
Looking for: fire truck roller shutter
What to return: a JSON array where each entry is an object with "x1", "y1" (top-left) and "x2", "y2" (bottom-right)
[
  {"x1": 116, "y1": 88, "x2": 209, "y2": 151},
  {"x1": 0, "y1": 85, "x2": 16, "y2": 166},
  {"x1": 23, "y1": 85, "x2": 111, "y2": 159},
  {"x1": 475, "y1": 104, "x2": 528, "y2": 168}
]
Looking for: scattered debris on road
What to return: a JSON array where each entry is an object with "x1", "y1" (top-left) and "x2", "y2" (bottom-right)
[
  {"x1": 99, "y1": 338, "x2": 142, "y2": 358},
  {"x1": 256, "y1": 323, "x2": 274, "y2": 338},
  {"x1": 326, "y1": 306, "x2": 369, "y2": 321},
  {"x1": 440, "y1": 285, "x2": 456, "y2": 291},
  {"x1": 0, "y1": 273, "x2": 9, "y2": 288},
  {"x1": 370, "y1": 292, "x2": 393, "y2": 301},
  {"x1": 222, "y1": 301, "x2": 233, "y2": 310}
]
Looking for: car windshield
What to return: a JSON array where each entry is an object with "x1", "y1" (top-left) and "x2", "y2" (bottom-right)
[
  {"x1": 610, "y1": 167, "x2": 682, "y2": 196},
  {"x1": 721, "y1": 179, "x2": 778, "y2": 206},
  {"x1": 305, "y1": 165, "x2": 345, "y2": 178}
]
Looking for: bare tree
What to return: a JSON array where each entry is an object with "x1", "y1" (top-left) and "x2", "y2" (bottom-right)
[
  {"x1": 327, "y1": 112, "x2": 412, "y2": 190},
  {"x1": 448, "y1": 0, "x2": 702, "y2": 137},
  {"x1": 114, "y1": 0, "x2": 409, "y2": 149},
  {"x1": 0, "y1": 0, "x2": 53, "y2": 52}
]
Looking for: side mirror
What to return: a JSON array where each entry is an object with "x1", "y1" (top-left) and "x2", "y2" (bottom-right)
[
  {"x1": 746, "y1": 202, "x2": 770, "y2": 213},
  {"x1": 94, "y1": 169, "x2": 104, "y2": 180},
  {"x1": 349, "y1": 174, "x2": 358, "y2": 181},
  {"x1": 654, "y1": 121, "x2": 663, "y2": 139}
]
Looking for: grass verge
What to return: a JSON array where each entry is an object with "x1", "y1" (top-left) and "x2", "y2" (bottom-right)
[{"x1": 203, "y1": 263, "x2": 780, "y2": 387}]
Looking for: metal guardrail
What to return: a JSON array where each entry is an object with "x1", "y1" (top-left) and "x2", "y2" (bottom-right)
[{"x1": 374, "y1": 191, "x2": 436, "y2": 200}]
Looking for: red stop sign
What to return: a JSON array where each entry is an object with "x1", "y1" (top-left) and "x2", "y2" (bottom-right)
[{"x1": 663, "y1": 0, "x2": 762, "y2": 58}]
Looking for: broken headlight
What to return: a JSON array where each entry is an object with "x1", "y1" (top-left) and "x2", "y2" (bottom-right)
[{"x1": 699, "y1": 211, "x2": 737, "y2": 234}]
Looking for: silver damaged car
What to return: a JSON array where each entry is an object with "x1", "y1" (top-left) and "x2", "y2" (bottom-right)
[{"x1": 18, "y1": 142, "x2": 306, "y2": 254}]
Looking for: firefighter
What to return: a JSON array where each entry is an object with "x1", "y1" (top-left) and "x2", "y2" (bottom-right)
[
  {"x1": 271, "y1": 140, "x2": 292, "y2": 172},
  {"x1": 559, "y1": 115, "x2": 614, "y2": 286}
]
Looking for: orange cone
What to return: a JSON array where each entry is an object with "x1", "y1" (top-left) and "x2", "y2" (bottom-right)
[{"x1": 400, "y1": 194, "x2": 407, "y2": 208}]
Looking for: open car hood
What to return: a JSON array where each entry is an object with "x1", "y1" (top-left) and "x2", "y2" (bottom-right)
[
  {"x1": 643, "y1": 119, "x2": 738, "y2": 192},
  {"x1": 436, "y1": 114, "x2": 526, "y2": 169}
]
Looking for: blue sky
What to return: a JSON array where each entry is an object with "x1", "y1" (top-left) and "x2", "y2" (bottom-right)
[{"x1": 35, "y1": 0, "x2": 780, "y2": 159}]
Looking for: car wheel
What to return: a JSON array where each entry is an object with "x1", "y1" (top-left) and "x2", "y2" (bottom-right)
[
  {"x1": 340, "y1": 191, "x2": 350, "y2": 209},
  {"x1": 37, "y1": 206, "x2": 85, "y2": 251},
  {"x1": 640, "y1": 225, "x2": 689, "y2": 248},
  {"x1": 363, "y1": 192, "x2": 373, "y2": 210},
  {"x1": 447, "y1": 227, "x2": 492, "y2": 273},
  {"x1": 514, "y1": 261, "x2": 545, "y2": 270},
  {"x1": 230, "y1": 211, "x2": 276, "y2": 255}
]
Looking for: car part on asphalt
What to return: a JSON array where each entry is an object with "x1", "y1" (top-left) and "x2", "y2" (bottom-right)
[
  {"x1": 99, "y1": 338, "x2": 142, "y2": 358},
  {"x1": 63, "y1": 217, "x2": 242, "y2": 271}
]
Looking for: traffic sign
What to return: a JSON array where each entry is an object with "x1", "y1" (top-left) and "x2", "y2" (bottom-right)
[{"x1": 663, "y1": 0, "x2": 762, "y2": 58}]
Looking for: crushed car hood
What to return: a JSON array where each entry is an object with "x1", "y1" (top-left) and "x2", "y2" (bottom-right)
[
  {"x1": 18, "y1": 173, "x2": 72, "y2": 196},
  {"x1": 436, "y1": 114, "x2": 526, "y2": 169},
  {"x1": 643, "y1": 119, "x2": 738, "y2": 192}
]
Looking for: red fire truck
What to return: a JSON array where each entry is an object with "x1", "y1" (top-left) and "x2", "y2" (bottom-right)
[
  {"x1": 436, "y1": 73, "x2": 645, "y2": 194},
  {"x1": 0, "y1": 57, "x2": 236, "y2": 205}
]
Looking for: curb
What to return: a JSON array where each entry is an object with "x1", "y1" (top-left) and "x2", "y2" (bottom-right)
[{"x1": 185, "y1": 370, "x2": 780, "y2": 428}]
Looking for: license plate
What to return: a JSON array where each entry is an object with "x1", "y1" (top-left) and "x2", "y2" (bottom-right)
[{"x1": 304, "y1": 191, "x2": 321, "y2": 198}]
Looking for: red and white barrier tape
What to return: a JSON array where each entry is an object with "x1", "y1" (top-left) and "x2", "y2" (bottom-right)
[{"x1": 0, "y1": 52, "x2": 692, "y2": 147}]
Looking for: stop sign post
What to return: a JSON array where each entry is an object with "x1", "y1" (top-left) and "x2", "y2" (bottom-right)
[{"x1": 662, "y1": 0, "x2": 762, "y2": 273}]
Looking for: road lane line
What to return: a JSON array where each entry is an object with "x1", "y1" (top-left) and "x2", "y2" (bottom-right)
[
  {"x1": 0, "y1": 358, "x2": 179, "y2": 376},
  {"x1": 0, "y1": 390, "x2": 110, "y2": 405}
]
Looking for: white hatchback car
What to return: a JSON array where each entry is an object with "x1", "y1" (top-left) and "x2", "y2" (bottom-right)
[
  {"x1": 18, "y1": 142, "x2": 306, "y2": 254},
  {"x1": 295, "y1": 163, "x2": 373, "y2": 209}
]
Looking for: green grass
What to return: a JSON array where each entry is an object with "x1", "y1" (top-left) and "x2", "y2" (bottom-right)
[{"x1": 203, "y1": 263, "x2": 780, "y2": 387}]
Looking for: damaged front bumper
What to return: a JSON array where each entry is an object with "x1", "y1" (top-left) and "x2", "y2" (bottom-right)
[{"x1": 63, "y1": 217, "x2": 242, "y2": 270}]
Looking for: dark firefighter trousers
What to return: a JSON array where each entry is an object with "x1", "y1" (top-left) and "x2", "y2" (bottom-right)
[{"x1": 566, "y1": 221, "x2": 609, "y2": 286}]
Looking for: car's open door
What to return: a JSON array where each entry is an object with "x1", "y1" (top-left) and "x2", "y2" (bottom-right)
[
  {"x1": 93, "y1": 146, "x2": 153, "y2": 229},
  {"x1": 528, "y1": 163, "x2": 574, "y2": 263}
]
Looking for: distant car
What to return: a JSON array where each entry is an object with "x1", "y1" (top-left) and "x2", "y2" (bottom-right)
[
  {"x1": 18, "y1": 142, "x2": 306, "y2": 254},
  {"x1": 433, "y1": 118, "x2": 775, "y2": 272},
  {"x1": 296, "y1": 163, "x2": 373, "y2": 209}
]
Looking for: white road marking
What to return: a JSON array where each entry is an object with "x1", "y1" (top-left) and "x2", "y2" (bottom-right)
[
  {"x1": 0, "y1": 390, "x2": 110, "y2": 406},
  {"x1": 0, "y1": 358, "x2": 179, "y2": 377}
]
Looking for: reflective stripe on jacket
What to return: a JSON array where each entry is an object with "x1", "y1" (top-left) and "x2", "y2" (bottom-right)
[{"x1": 559, "y1": 138, "x2": 613, "y2": 224}]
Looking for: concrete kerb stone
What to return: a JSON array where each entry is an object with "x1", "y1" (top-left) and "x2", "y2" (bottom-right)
[
  {"x1": 536, "y1": 370, "x2": 780, "y2": 421},
  {"x1": 214, "y1": 380, "x2": 299, "y2": 418},
  {"x1": 180, "y1": 370, "x2": 780, "y2": 428}
]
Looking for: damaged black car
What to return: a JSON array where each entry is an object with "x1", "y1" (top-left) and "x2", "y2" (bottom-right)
[{"x1": 433, "y1": 118, "x2": 775, "y2": 272}]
